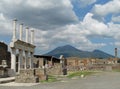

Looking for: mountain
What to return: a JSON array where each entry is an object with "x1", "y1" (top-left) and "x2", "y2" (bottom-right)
[{"x1": 44, "y1": 45, "x2": 114, "y2": 59}]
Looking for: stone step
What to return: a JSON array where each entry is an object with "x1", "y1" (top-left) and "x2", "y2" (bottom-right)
[{"x1": 0, "y1": 77, "x2": 15, "y2": 84}]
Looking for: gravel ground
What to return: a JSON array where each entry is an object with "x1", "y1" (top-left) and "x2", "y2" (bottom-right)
[{"x1": 0, "y1": 72, "x2": 120, "y2": 89}]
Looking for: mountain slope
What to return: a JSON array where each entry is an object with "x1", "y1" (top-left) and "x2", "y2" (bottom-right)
[{"x1": 44, "y1": 45, "x2": 114, "y2": 58}]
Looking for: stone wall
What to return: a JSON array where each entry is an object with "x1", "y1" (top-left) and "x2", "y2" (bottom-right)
[
  {"x1": 15, "y1": 68, "x2": 47, "y2": 83},
  {"x1": 0, "y1": 42, "x2": 11, "y2": 68},
  {"x1": 46, "y1": 64, "x2": 63, "y2": 75},
  {"x1": 15, "y1": 69, "x2": 39, "y2": 83}
]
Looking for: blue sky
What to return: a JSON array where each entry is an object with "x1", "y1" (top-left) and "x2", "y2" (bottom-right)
[{"x1": 0, "y1": 0, "x2": 120, "y2": 57}]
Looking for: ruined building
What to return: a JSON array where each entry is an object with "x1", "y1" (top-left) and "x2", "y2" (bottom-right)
[{"x1": 0, "y1": 42, "x2": 11, "y2": 68}]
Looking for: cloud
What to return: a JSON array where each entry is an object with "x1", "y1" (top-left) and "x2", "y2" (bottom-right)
[
  {"x1": 71, "y1": 0, "x2": 96, "y2": 7},
  {"x1": 0, "y1": 0, "x2": 78, "y2": 30},
  {"x1": 108, "y1": 22, "x2": 120, "y2": 40},
  {"x1": 92, "y1": 0, "x2": 120, "y2": 16},
  {"x1": 112, "y1": 15, "x2": 120, "y2": 23},
  {"x1": 81, "y1": 13, "x2": 109, "y2": 37},
  {"x1": 34, "y1": 13, "x2": 110, "y2": 54},
  {"x1": 0, "y1": 13, "x2": 12, "y2": 35},
  {"x1": 0, "y1": 0, "x2": 120, "y2": 55}
]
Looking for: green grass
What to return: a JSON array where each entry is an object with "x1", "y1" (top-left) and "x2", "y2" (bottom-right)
[
  {"x1": 112, "y1": 69, "x2": 120, "y2": 72},
  {"x1": 40, "y1": 75, "x2": 58, "y2": 83},
  {"x1": 67, "y1": 71, "x2": 96, "y2": 78}
]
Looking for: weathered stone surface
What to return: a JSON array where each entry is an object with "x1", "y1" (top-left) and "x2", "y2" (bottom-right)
[
  {"x1": 15, "y1": 68, "x2": 47, "y2": 83},
  {"x1": 15, "y1": 69, "x2": 39, "y2": 83},
  {"x1": 46, "y1": 64, "x2": 63, "y2": 75}
]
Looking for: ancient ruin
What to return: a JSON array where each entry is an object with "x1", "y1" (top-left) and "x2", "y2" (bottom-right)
[{"x1": 9, "y1": 19, "x2": 35, "y2": 75}]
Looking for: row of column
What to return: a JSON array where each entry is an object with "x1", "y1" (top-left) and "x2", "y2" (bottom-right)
[
  {"x1": 11, "y1": 48, "x2": 34, "y2": 73},
  {"x1": 12, "y1": 19, "x2": 34, "y2": 44}
]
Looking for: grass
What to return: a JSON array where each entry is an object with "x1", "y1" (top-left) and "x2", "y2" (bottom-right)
[
  {"x1": 40, "y1": 75, "x2": 58, "y2": 83},
  {"x1": 67, "y1": 71, "x2": 96, "y2": 78},
  {"x1": 41, "y1": 71, "x2": 97, "y2": 83},
  {"x1": 112, "y1": 69, "x2": 120, "y2": 72}
]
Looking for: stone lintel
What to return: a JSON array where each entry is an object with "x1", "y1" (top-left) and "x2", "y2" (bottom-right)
[{"x1": 10, "y1": 40, "x2": 36, "y2": 52}]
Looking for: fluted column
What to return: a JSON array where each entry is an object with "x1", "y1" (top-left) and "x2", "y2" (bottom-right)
[
  {"x1": 19, "y1": 23, "x2": 23, "y2": 40},
  {"x1": 26, "y1": 27, "x2": 29, "y2": 43},
  {"x1": 11, "y1": 48, "x2": 16, "y2": 72},
  {"x1": 30, "y1": 52, "x2": 33, "y2": 68},
  {"x1": 12, "y1": 19, "x2": 17, "y2": 42},
  {"x1": 18, "y1": 49, "x2": 23, "y2": 73},
  {"x1": 25, "y1": 51, "x2": 28, "y2": 69},
  {"x1": 30, "y1": 30, "x2": 34, "y2": 44}
]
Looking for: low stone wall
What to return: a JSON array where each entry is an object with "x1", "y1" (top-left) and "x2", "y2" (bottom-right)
[
  {"x1": 15, "y1": 69, "x2": 38, "y2": 83},
  {"x1": 67, "y1": 66, "x2": 83, "y2": 72},
  {"x1": 46, "y1": 64, "x2": 62, "y2": 75},
  {"x1": 15, "y1": 68, "x2": 47, "y2": 83}
]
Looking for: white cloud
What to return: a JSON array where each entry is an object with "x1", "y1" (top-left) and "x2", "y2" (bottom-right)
[
  {"x1": 92, "y1": 0, "x2": 120, "y2": 16},
  {"x1": 108, "y1": 22, "x2": 120, "y2": 40},
  {"x1": 0, "y1": 0, "x2": 120, "y2": 55},
  {"x1": 112, "y1": 15, "x2": 120, "y2": 23},
  {"x1": 34, "y1": 13, "x2": 110, "y2": 53},
  {"x1": 0, "y1": 13, "x2": 12, "y2": 35},
  {"x1": 81, "y1": 13, "x2": 109, "y2": 37},
  {"x1": 0, "y1": 0, "x2": 78, "y2": 30}
]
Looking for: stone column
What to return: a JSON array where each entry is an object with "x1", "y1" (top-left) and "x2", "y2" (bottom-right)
[
  {"x1": 30, "y1": 52, "x2": 33, "y2": 69},
  {"x1": 12, "y1": 19, "x2": 17, "y2": 42},
  {"x1": 30, "y1": 30, "x2": 34, "y2": 44},
  {"x1": 19, "y1": 23, "x2": 23, "y2": 40},
  {"x1": 18, "y1": 49, "x2": 23, "y2": 73},
  {"x1": 25, "y1": 51, "x2": 28, "y2": 69},
  {"x1": 51, "y1": 56, "x2": 53, "y2": 66},
  {"x1": 59, "y1": 55, "x2": 63, "y2": 75},
  {"x1": 26, "y1": 27, "x2": 29, "y2": 43},
  {"x1": 11, "y1": 48, "x2": 16, "y2": 73}
]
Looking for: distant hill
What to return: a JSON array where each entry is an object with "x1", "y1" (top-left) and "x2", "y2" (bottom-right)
[{"x1": 44, "y1": 45, "x2": 114, "y2": 59}]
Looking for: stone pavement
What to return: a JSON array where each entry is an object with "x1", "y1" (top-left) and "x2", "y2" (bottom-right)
[{"x1": 0, "y1": 72, "x2": 120, "y2": 89}]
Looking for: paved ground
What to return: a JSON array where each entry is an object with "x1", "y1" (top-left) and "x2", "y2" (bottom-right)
[{"x1": 0, "y1": 72, "x2": 120, "y2": 89}]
